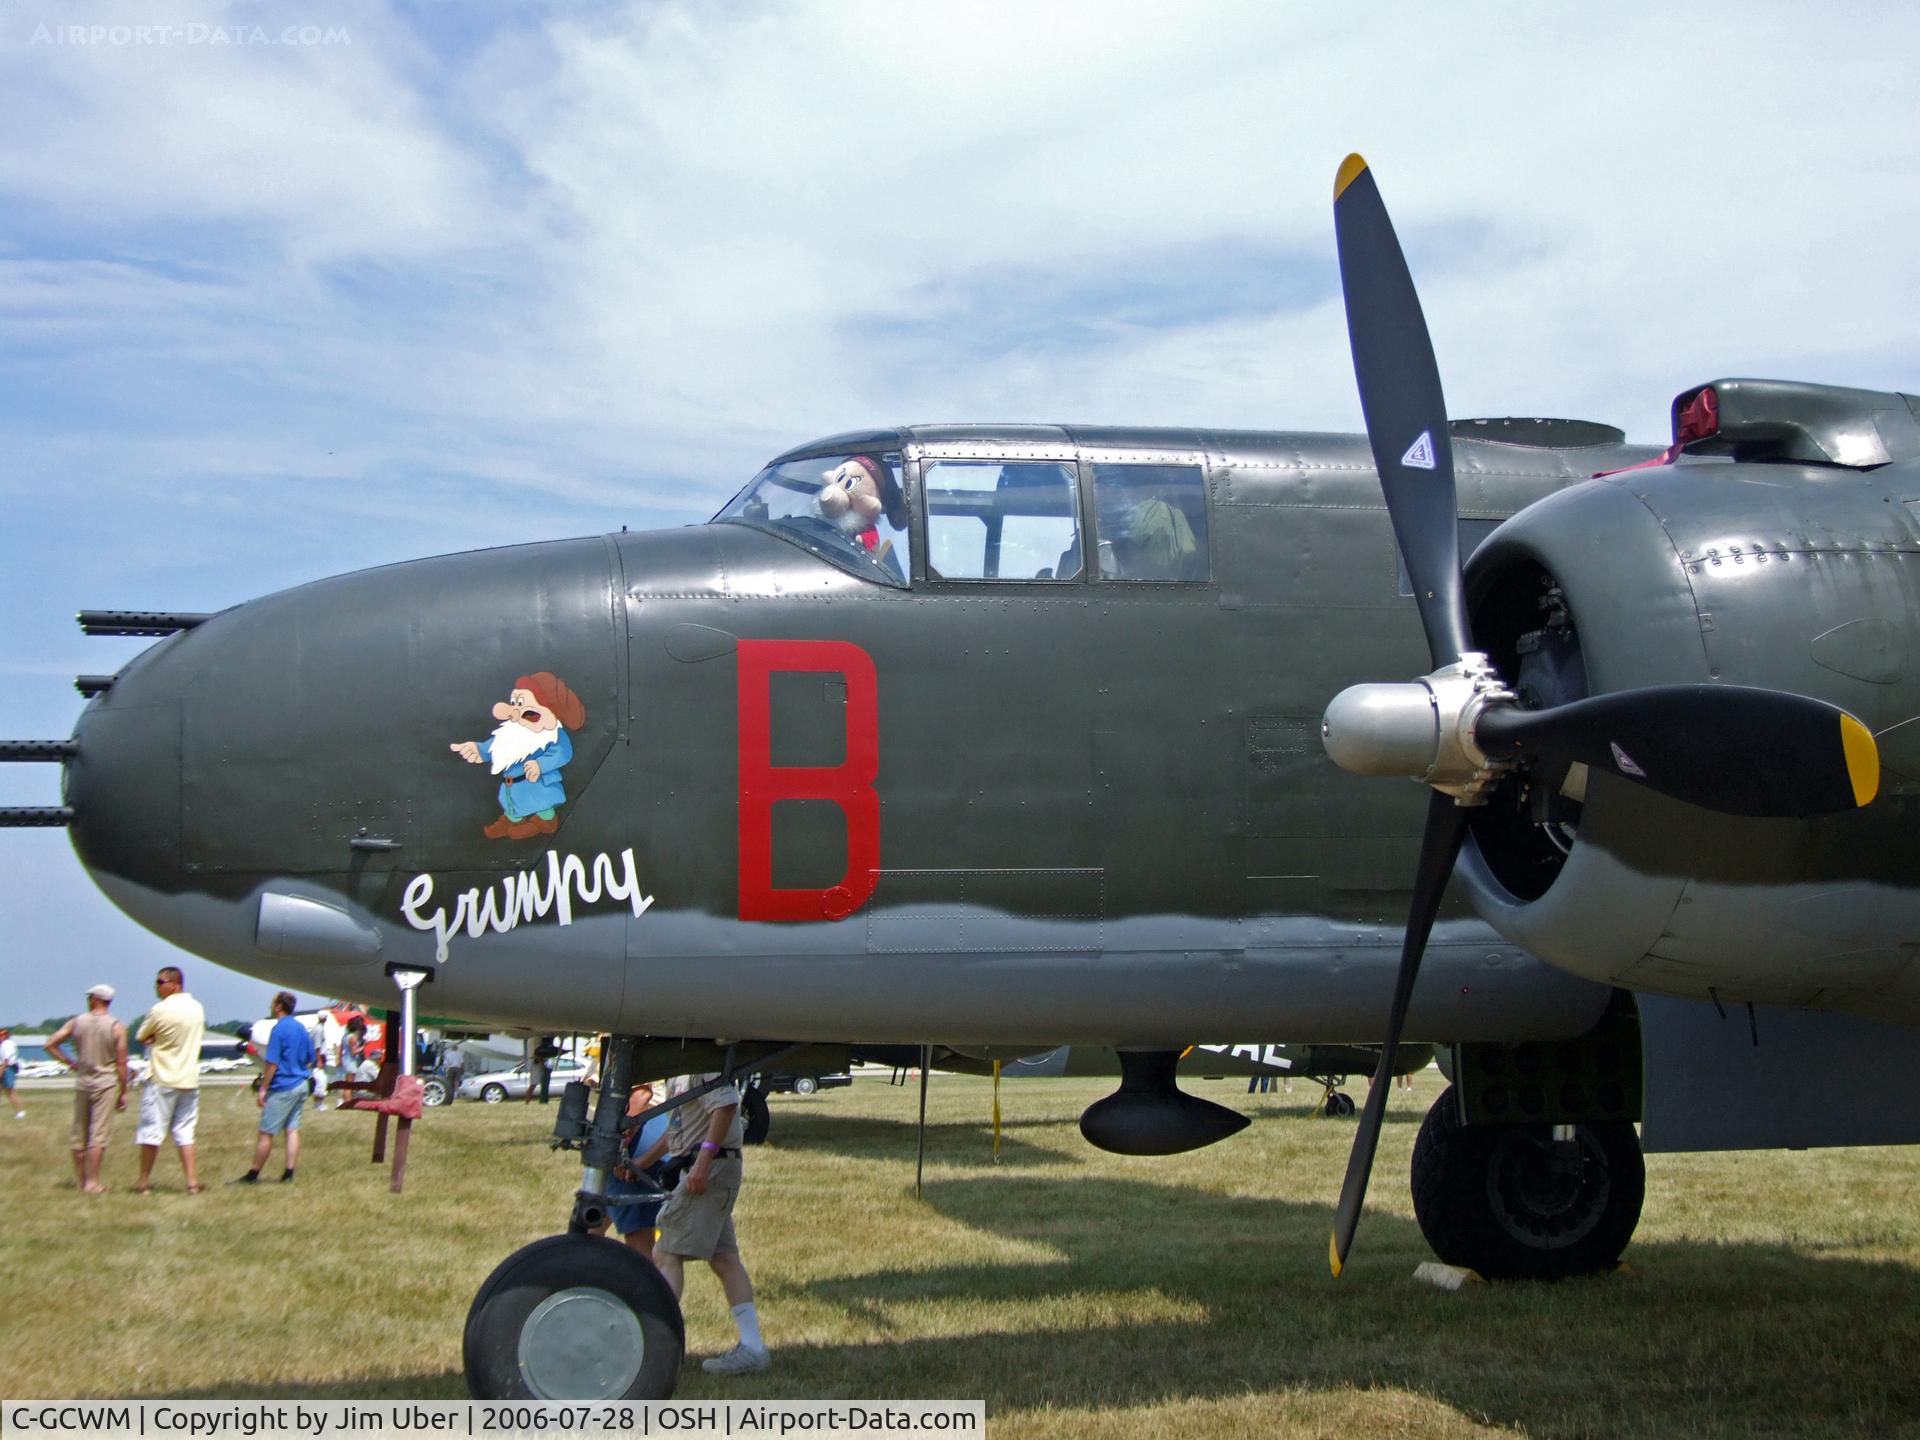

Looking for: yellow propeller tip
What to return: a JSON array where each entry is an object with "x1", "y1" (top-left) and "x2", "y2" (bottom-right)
[
  {"x1": 1328, "y1": 1232, "x2": 1344, "y2": 1278},
  {"x1": 1840, "y1": 712, "x2": 1879, "y2": 807},
  {"x1": 1335, "y1": 153, "x2": 1369, "y2": 200}
]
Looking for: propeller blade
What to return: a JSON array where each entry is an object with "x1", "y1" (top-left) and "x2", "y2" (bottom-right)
[
  {"x1": 1333, "y1": 153, "x2": 1471, "y2": 669},
  {"x1": 1475, "y1": 685, "x2": 1879, "y2": 818},
  {"x1": 1330, "y1": 792, "x2": 1467, "y2": 1276}
]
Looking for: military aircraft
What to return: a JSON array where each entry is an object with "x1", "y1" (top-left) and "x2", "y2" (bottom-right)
[{"x1": 5, "y1": 153, "x2": 1920, "y2": 1399}]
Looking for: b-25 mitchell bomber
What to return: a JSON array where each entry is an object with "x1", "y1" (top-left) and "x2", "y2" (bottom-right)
[{"x1": 5, "y1": 155, "x2": 1919, "y2": 1399}]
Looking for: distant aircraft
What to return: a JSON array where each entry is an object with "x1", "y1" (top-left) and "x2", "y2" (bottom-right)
[{"x1": 6, "y1": 154, "x2": 1917, "y2": 1399}]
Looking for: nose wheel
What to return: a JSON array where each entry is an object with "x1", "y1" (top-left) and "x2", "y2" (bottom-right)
[{"x1": 465, "y1": 1235, "x2": 683, "y2": 1399}]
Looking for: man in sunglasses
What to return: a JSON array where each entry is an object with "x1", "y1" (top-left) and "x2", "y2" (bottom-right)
[{"x1": 134, "y1": 966, "x2": 205, "y2": 1194}]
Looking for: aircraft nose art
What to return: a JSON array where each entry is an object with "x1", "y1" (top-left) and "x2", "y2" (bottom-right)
[{"x1": 67, "y1": 536, "x2": 627, "y2": 993}]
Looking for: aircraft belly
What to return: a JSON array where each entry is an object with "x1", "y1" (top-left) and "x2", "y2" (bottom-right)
[{"x1": 613, "y1": 906, "x2": 1607, "y2": 1045}]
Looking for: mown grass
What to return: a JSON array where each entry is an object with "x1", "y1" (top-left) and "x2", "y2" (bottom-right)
[{"x1": 2, "y1": 1070, "x2": 1918, "y2": 1438}]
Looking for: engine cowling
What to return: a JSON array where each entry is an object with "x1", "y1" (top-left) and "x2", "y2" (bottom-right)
[{"x1": 1455, "y1": 456, "x2": 1920, "y2": 1022}]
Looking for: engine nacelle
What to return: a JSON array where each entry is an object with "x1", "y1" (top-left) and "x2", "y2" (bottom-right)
[{"x1": 1455, "y1": 454, "x2": 1920, "y2": 1026}]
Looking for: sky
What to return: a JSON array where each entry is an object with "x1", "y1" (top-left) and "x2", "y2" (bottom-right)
[{"x1": 2, "y1": 0, "x2": 1918, "y2": 1024}]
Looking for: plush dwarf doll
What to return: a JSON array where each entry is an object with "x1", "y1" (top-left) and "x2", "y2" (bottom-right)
[{"x1": 817, "y1": 455, "x2": 905, "y2": 551}]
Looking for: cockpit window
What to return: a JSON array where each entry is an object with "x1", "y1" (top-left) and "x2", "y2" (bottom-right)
[
  {"x1": 924, "y1": 460, "x2": 1081, "y2": 581},
  {"x1": 712, "y1": 452, "x2": 911, "y2": 588},
  {"x1": 1091, "y1": 462, "x2": 1209, "y2": 581}
]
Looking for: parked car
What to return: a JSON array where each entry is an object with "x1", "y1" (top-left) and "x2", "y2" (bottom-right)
[
  {"x1": 456, "y1": 1057, "x2": 589, "y2": 1104},
  {"x1": 757, "y1": 1072, "x2": 852, "y2": 1096}
]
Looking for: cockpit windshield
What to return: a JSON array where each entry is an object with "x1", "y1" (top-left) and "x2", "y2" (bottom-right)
[{"x1": 710, "y1": 451, "x2": 911, "y2": 588}]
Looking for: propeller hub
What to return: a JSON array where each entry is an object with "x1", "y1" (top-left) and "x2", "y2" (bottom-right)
[{"x1": 1322, "y1": 652, "x2": 1515, "y2": 804}]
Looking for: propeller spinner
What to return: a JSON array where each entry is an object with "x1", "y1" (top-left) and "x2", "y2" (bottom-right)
[{"x1": 1320, "y1": 154, "x2": 1881, "y2": 1277}]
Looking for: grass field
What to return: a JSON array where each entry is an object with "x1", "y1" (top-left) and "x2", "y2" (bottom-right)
[{"x1": 3, "y1": 1070, "x2": 1918, "y2": 1438}]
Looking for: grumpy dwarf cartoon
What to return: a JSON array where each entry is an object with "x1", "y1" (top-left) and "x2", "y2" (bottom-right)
[{"x1": 450, "y1": 671, "x2": 588, "y2": 840}]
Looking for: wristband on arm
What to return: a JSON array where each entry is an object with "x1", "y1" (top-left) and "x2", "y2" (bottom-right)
[{"x1": 700, "y1": 1140, "x2": 719, "y2": 1154}]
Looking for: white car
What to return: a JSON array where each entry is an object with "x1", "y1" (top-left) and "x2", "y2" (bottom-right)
[{"x1": 456, "y1": 1058, "x2": 589, "y2": 1104}]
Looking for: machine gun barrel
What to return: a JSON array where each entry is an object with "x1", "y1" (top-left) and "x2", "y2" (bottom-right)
[
  {"x1": 0, "y1": 807, "x2": 74, "y2": 827},
  {"x1": 0, "y1": 740, "x2": 78, "y2": 762},
  {"x1": 76, "y1": 610, "x2": 211, "y2": 637}
]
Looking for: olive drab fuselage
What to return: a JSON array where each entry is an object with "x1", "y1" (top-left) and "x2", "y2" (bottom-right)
[{"x1": 61, "y1": 418, "x2": 1920, "y2": 1044}]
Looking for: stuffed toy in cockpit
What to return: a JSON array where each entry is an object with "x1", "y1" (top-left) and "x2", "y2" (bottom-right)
[{"x1": 816, "y1": 455, "x2": 904, "y2": 552}]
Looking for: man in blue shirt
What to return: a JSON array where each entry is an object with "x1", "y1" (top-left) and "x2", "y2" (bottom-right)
[{"x1": 237, "y1": 992, "x2": 316, "y2": 1185}]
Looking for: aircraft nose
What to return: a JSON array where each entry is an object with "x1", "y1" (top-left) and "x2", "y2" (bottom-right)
[{"x1": 66, "y1": 652, "x2": 187, "y2": 895}]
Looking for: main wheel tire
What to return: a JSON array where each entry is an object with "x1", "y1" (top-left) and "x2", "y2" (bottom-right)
[
  {"x1": 465, "y1": 1235, "x2": 683, "y2": 1399},
  {"x1": 481, "y1": 1083, "x2": 508, "y2": 1104},
  {"x1": 1411, "y1": 1084, "x2": 1644, "y2": 1281},
  {"x1": 422, "y1": 1078, "x2": 450, "y2": 1108},
  {"x1": 793, "y1": 1076, "x2": 818, "y2": 1096},
  {"x1": 742, "y1": 1085, "x2": 771, "y2": 1145}
]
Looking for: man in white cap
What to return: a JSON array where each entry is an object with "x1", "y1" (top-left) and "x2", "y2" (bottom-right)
[{"x1": 44, "y1": 984, "x2": 130, "y2": 1193}]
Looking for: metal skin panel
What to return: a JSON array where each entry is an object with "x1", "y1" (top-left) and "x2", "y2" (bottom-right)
[
  {"x1": 1457, "y1": 459, "x2": 1920, "y2": 1025},
  {"x1": 1640, "y1": 994, "x2": 1920, "y2": 1152}
]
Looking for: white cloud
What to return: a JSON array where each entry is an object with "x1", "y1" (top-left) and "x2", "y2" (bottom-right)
[{"x1": 0, "y1": 0, "x2": 491, "y2": 263}]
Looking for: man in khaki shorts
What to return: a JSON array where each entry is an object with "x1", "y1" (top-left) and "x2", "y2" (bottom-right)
[
  {"x1": 44, "y1": 984, "x2": 129, "y2": 1193},
  {"x1": 634, "y1": 1073, "x2": 769, "y2": 1375},
  {"x1": 135, "y1": 965, "x2": 205, "y2": 1194}
]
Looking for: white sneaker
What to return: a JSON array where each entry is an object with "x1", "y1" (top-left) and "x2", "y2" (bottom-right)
[{"x1": 701, "y1": 1344, "x2": 771, "y2": 1376}]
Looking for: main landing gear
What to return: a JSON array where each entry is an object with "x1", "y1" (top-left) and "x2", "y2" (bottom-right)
[
  {"x1": 465, "y1": 1033, "x2": 683, "y2": 1400},
  {"x1": 1409, "y1": 1084, "x2": 1644, "y2": 1280}
]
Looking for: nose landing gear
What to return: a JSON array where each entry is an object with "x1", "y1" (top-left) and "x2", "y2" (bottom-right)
[
  {"x1": 464, "y1": 1235, "x2": 683, "y2": 1400},
  {"x1": 464, "y1": 1034, "x2": 684, "y2": 1400}
]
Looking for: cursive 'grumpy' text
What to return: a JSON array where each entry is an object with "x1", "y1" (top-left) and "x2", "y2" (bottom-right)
[{"x1": 401, "y1": 848, "x2": 655, "y2": 964}]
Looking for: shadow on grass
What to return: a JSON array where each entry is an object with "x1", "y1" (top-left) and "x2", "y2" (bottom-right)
[
  {"x1": 763, "y1": 1097, "x2": 1422, "y2": 1165},
  {"x1": 759, "y1": 1110, "x2": 1076, "y2": 1167},
  {"x1": 774, "y1": 1173, "x2": 1920, "y2": 1437},
  {"x1": 154, "y1": 1375, "x2": 467, "y2": 1401}
]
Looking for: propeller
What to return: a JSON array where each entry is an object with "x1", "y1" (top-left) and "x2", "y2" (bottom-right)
[
  {"x1": 1332, "y1": 152, "x2": 1467, "y2": 672},
  {"x1": 1322, "y1": 154, "x2": 1881, "y2": 1277},
  {"x1": 1474, "y1": 684, "x2": 1878, "y2": 817}
]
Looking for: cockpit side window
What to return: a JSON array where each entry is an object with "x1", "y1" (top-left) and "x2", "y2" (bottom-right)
[
  {"x1": 924, "y1": 460, "x2": 1081, "y2": 582},
  {"x1": 711, "y1": 452, "x2": 911, "y2": 588},
  {"x1": 1090, "y1": 462, "x2": 1210, "y2": 581}
]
